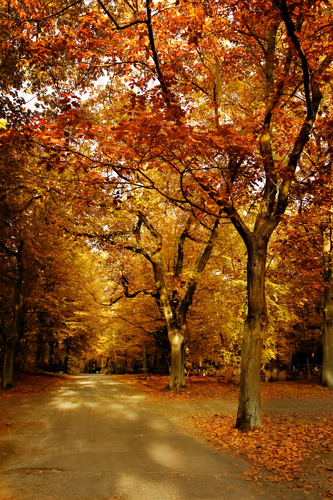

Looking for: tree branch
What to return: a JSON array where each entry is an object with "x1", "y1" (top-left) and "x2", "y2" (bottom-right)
[
  {"x1": 25, "y1": 0, "x2": 83, "y2": 23},
  {"x1": 174, "y1": 214, "x2": 194, "y2": 278},
  {"x1": 178, "y1": 216, "x2": 220, "y2": 324},
  {"x1": 97, "y1": 0, "x2": 147, "y2": 30},
  {"x1": 139, "y1": 211, "x2": 162, "y2": 247},
  {"x1": 146, "y1": 0, "x2": 170, "y2": 104},
  {"x1": 278, "y1": 0, "x2": 312, "y2": 117}
]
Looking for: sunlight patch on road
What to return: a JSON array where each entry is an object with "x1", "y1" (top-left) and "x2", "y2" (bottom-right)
[
  {"x1": 106, "y1": 402, "x2": 139, "y2": 420},
  {"x1": 49, "y1": 399, "x2": 80, "y2": 410},
  {"x1": 147, "y1": 419, "x2": 169, "y2": 431},
  {"x1": 83, "y1": 401, "x2": 98, "y2": 409},
  {"x1": 117, "y1": 394, "x2": 146, "y2": 401},
  {"x1": 77, "y1": 381, "x2": 98, "y2": 386},
  {"x1": 147, "y1": 442, "x2": 185, "y2": 469},
  {"x1": 56, "y1": 390, "x2": 78, "y2": 396}
]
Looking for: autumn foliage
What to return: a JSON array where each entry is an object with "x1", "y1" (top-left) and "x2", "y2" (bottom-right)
[{"x1": 1, "y1": 0, "x2": 333, "y2": 433}]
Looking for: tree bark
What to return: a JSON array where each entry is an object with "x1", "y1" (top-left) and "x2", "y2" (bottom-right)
[
  {"x1": 236, "y1": 234, "x2": 268, "y2": 431},
  {"x1": 2, "y1": 338, "x2": 16, "y2": 389},
  {"x1": 322, "y1": 224, "x2": 333, "y2": 390},
  {"x1": 143, "y1": 345, "x2": 148, "y2": 370},
  {"x1": 322, "y1": 287, "x2": 333, "y2": 389},
  {"x1": 1, "y1": 241, "x2": 24, "y2": 389},
  {"x1": 169, "y1": 329, "x2": 185, "y2": 390},
  {"x1": 151, "y1": 255, "x2": 186, "y2": 390}
]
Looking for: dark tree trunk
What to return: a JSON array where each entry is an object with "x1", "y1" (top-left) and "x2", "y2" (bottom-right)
[
  {"x1": 36, "y1": 332, "x2": 46, "y2": 369},
  {"x1": 143, "y1": 345, "x2": 148, "y2": 370},
  {"x1": 49, "y1": 341, "x2": 55, "y2": 369},
  {"x1": 1, "y1": 241, "x2": 24, "y2": 390},
  {"x1": 322, "y1": 225, "x2": 333, "y2": 390},
  {"x1": 2, "y1": 338, "x2": 16, "y2": 389}
]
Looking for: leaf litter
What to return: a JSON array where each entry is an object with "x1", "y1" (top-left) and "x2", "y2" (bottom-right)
[{"x1": 119, "y1": 375, "x2": 333, "y2": 497}]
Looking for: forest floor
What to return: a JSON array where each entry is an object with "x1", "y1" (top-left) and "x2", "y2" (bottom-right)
[
  {"x1": 0, "y1": 373, "x2": 67, "y2": 435},
  {"x1": 0, "y1": 373, "x2": 332, "y2": 498},
  {"x1": 118, "y1": 374, "x2": 333, "y2": 499}
]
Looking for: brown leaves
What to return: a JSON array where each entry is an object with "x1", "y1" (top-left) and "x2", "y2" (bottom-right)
[
  {"x1": 120, "y1": 374, "x2": 333, "y2": 401},
  {"x1": 0, "y1": 373, "x2": 68, "y2": 400},
  {"x1": 192, "y1": 412, "x2": 333, "y2": 496},
  {"x1": 118, "y1": 374, "x2": 240, "y2": 400},
  {"x1": 260, "y1": 380, "x2": 333, "y2": 400},
  {"x1": 120, "y1": 375, "x2": 333, "y2": 496}
]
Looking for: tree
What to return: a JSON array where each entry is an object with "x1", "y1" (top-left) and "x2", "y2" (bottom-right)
[
  {"x1": 98, "y1": 246, "x2": 168, "y2": 373},
  {"x1": 72, "y1": 191, "x2": 221, "y2": 389},
  {"x1": 70, "y1": 0, "x2": 328, "y2": 428}
]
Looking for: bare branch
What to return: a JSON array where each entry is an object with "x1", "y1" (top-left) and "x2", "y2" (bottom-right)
[
  {"x1": 24, "y1": 0, "x2": 83, "y2": 23},
  {"x1": 97, "y1": 0, "x2": 147, "y2": 30}
]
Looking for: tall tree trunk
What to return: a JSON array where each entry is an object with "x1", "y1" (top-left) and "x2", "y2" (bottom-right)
[
  {"x1": 36, "y1": 332, "x2": 46, "y2": 369},
  {"x1": 322, "y1": 286, "x2": 333, "y2": 389},
  {"x1": 1, "y1": 241, "x2": 24, "y2": 389},
  {"x1": 322, "y1": 223, "x2": 333, "y2": 389},
  {"x1": 2, "y1": 338, "x2": 16, "y2": 389},
  {"x1": 143, "y1": 345, "x2": 148, "y2": 370},
  {"x1": 152, "y1": 258, "x2": 186, "y2": 390},
  {"x1": 236, "y1": 235, "x2": 268, "y2": 431}
]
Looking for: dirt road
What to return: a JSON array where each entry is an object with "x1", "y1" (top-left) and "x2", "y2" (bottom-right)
[{"x1": 0, "y1": 375, "x2": 326, "y2": 499}]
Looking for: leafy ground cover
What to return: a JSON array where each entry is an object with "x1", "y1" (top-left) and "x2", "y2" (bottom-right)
[
  {"x1": 194, "y1": 412, "x2": 333, "y2": 498},
  {"x1": 0, "y1": 373, "x2": 67, "y2": 400},
  {"x1": 118, "y1": 374, "x2": 333, "y2": 400},
  {"x1": 0, "y1": 373, "x2": 68, "y2": 435},
  {"x1": 119, "y1": 375, "x2": 333, "y2": 498}
]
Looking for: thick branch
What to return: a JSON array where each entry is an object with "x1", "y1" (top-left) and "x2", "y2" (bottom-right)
[
  {"x1": 121, "y1": 243, "x2": 153, "y2": 262},
  {"x1": 139, "y1": 212, "x2": 162, "y2": 248},
  {"x1": 276, "y1": 83, "x2": 322, "y2": 213},
  {"x1": 174, "y1": 214, "x2": 194, "y2": 277},
  {"x1": 186, "y1": 170, "x2": 251, "y2": 245},
  {"x1": 104, "y1": 277, "x2": 159, "y2": 306},
  {"x1": 146, "y1": 0, "x2": 170, "y2": 104},
  {"x1": 133, "y1": 217, "x2": 143, "y2": 243},
  {"x1": 259, "y1": 23, "x2": 280, "y2": 216},
  {"x1": 278, "y1": 0, "x2": 312, "y2": 116},
  {"x1": 270, "y1": 1, "x2": 323, "y2": 214},
  {"x1": 64, "y1": 226, "x2": 154, "y2": 263},
  {"x1": 120, "y1": 275, "x2": 158, "y2": 300},
  {"x1": 178, "y1": 216, "x2": 220, "y2": 324}
]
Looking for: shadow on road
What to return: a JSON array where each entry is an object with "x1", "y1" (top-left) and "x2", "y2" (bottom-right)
[{"x1": 0, "y1": 375, "x2": 307, "y2": 500}]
